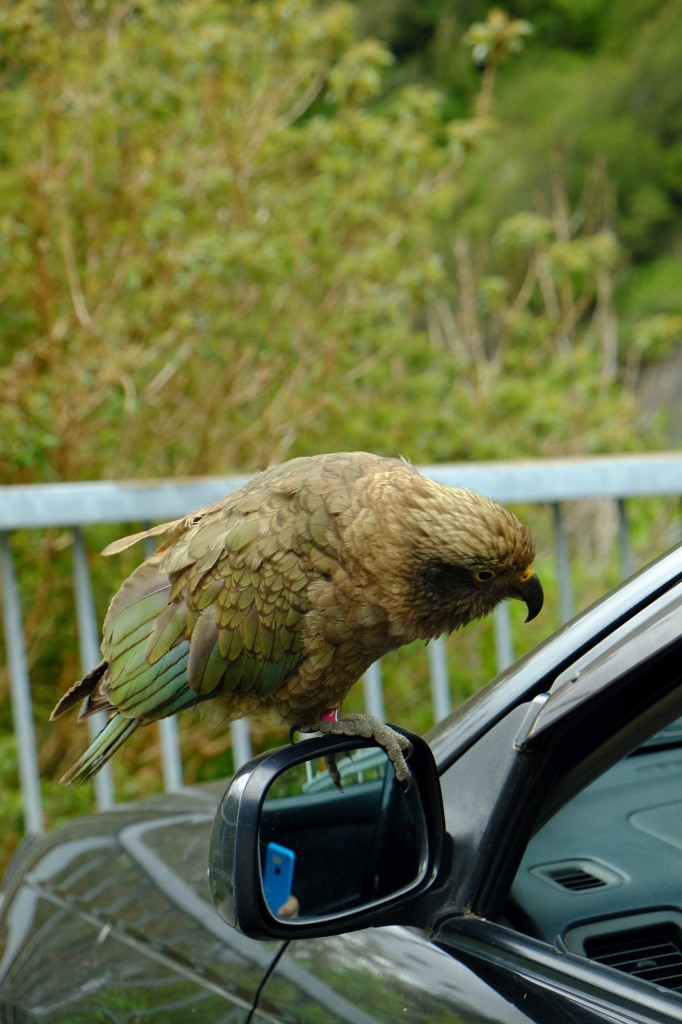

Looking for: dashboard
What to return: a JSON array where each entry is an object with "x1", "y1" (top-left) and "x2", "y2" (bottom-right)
[{"x1": 508, "y1": 723, "x2": 682, "y2": 987}]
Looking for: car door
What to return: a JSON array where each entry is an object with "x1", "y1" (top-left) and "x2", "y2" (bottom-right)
[
  {"x1": 246, "y1": 577, "x2": 682, "y2": 1024},
  {"x1": 250, "y1": 926, "x2": 550, "y2": 1024}
]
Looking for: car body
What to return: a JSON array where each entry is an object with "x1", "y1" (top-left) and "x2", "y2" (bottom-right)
[{"x1": 1, "y1": 543, "x2": 682, "y2": 1023}]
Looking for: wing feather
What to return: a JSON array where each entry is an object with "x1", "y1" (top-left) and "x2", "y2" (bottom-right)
[
  {"x1": 83, "y1": 454, "x2": 370, "y2": 722},
  {"x1": 144, "y1": 600, "x2": 188, "y2": 663}
]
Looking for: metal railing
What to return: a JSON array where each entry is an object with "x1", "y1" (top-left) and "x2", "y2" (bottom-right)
[{"x1": 2, "y1": 453, "x2": 681, "y2": 836}]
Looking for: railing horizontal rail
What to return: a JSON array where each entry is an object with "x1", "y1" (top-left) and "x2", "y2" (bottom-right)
[
  {"x1": 1, "y1": 453, "x2": 681, "y2": 531},
  {"x1": 422, "y1": 452, "x2": 682, "y2": 501}
]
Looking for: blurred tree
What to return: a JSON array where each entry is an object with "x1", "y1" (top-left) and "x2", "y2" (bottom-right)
[
  {"x1": 0, "y1": 0, "x2": 457, "y2": 481},
  {"x1": 0, "y1": 0, "x2": 652, "y2": 488},
  {"x1": 463, "y1": 8, "x2": 533, "y2": 118},
  {"x1": 357, "y1": 0, "x2": 682, "y2": 396}
]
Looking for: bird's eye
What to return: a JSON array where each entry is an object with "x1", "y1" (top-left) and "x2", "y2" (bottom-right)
[{"x1": 474, "y1": 569, "x2": 495, "y2": 582}]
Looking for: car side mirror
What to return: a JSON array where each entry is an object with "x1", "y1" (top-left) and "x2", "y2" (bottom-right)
[{"x1": 208, "y1": 729, "x2": 446, "y2": 939}]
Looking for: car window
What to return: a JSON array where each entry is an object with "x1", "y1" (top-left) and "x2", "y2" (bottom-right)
[{"x1": 507, "y1": 715, "x2": 682, "y2": 993}]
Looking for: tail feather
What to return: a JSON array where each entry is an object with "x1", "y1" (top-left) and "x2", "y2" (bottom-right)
[
  {"x1": 50, "y1": 662, "x2": 109, "y2": 721},
  {"x1": 60, "y1": 714, "x2": 142, "y2": 785}
]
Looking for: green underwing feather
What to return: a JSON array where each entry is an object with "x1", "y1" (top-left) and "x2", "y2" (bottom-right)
[
  {"x1": 144, "y1": 601, "x2": 188, "y2": 664},
  {"x1": 61, "y1": 714, "x2": 142, "y2": 785},
  {"x1": 190, "y1": 637, "x2": 226, "y2": 695},
  {"x1": 108, "y1": 644, "x2": 189, "y2": 716},
  {"x1": 105, "y1": 582, "x2": 170, "y2": 642}
]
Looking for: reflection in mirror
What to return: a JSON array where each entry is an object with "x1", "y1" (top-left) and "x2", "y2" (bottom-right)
[{"x1": 259, "y1": 745, "x2": 427, "y2": 921}]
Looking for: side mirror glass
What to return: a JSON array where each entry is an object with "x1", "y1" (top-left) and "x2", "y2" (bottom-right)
[
  {"x1": 259, "y1": 746, "x2": 425, "y2": 920},
  {"x1": 209, "y1": 731, "x2": 445, "y2": 939}
]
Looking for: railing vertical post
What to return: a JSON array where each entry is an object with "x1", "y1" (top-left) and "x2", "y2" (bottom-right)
[
  {"x1": 363, "y1": 661, "x2": 385, "y2": 721},
  {"x1": 493, "y1": 603, "x2": 515, "y2": 671},
  {"x1": 428, "y1": 636, "x2": 451, "y2": 721},
  {"x1": 157, "y1": 718, "x2": 184, "y2": 792},
  {"x1": 71, "y1": 528, "x2": 115, "y2": 810},
  {"x1": 0, "y1": 532, "x2": 44, "y2": 834},
  {"x1": 230, "y1": 718, "x2": 252, "y2": 771},
  {"x1": 551, "y1": 503, "x2": 574, "y2": 623},
  {"x1": 617, "y1": 499, "x2": 634, "y2": 580}
]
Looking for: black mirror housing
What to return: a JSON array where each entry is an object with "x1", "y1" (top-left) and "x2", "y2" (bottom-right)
[{"x1": 208, "y1": 728, "x2": 446, "y2": 939}]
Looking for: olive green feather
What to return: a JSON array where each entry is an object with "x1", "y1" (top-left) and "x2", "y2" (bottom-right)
[{"x1": 52, "y1": 451, "x2": 542, "y2": 784}]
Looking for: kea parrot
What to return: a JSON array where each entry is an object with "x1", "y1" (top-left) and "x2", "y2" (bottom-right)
[{"x1": 52, "y1": 452, "x2": 543, "y2": 784}]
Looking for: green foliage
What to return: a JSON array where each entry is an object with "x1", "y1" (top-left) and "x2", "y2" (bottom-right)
[
  {"x1": 0, "y1": 0, "x2": 663, "y2": 489},
  {"x1": 513, "y1": 0, "x2": 611, "y2": 51},
  {"x1": 454, "y1": 0, "x2": 682, "y2": 271},
  {"x1": 631, "y1": 314, "x2": 682, "y2": 362},
  {"x1": 463, "y1": 8, "x2": 533, "y2": 67},
  {"x1": 0, "y1": 0, "x2": 462, "y2": 482},
  {"x1": 620, "y1": 257, "x2": 682, "y2": 319}
]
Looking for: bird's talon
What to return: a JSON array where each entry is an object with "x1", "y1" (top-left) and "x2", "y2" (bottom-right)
[
  {"x1": 303, "y1": 713, "x2": 414, "y2": 786},
  {"x1": 324, "y1": 753, "x2": 343, "y2": 793}
]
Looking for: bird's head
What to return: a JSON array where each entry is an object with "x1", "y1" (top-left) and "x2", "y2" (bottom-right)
[{"x1": 366, "y1": 473, "x2": 544, "y2": 639}]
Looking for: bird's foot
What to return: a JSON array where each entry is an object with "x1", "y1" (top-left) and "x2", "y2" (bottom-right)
[{"x1": 297, "y1": 713, "x2": 413, "y2": 786}]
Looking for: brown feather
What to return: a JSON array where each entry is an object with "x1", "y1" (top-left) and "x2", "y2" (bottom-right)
[{"x1": 52, "y1": 451, "x2": 542, "y2": 782}]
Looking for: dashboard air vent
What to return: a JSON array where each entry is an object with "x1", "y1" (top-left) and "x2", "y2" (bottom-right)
[
  {"x1": 530, "y1": 859, "x2": 622, "y2": 893},
  {"x1": 585, "y1": 925, "x2": 682, "y2": 991},
  {"x1": 550, "y1": 867, "x2": 606, "y2": 892}
]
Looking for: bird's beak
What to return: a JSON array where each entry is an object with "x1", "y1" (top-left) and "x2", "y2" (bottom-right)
[{"x1": 511, "y1": 566, "x2": 544, "y2": 623}]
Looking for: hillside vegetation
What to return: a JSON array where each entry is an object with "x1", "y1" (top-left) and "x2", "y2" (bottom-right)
[{"x1": 3, "y1": 0, "x2": 678, "y2": 485}]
